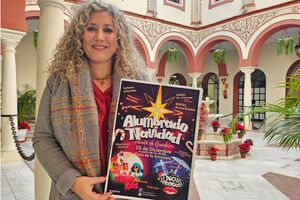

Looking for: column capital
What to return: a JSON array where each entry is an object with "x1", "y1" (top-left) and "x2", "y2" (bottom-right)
[
  {"x1": 146, "y1": 68, "x2": 157, "y2": 74},
  {"x1": 1, "y1": 28, "x2": 26, "y2": 46},
  {"x1": 239, "y1": 66, "x2": 256, "y2": 74},
  {"x1": 188, "y1": 72, "x2": 202, "y2": 78},
  {"x1": 38, "y1": 0, "x2": 65, "y2": 10}
]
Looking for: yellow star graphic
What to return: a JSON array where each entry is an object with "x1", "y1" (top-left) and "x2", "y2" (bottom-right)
[{"x1": 142, "y1": 85, "x2": 173, "y2": 121}]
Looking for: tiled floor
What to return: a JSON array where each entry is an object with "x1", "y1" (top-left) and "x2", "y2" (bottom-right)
[{"x1": 1, "y1": 130, "x2": 300, "y2": 200}]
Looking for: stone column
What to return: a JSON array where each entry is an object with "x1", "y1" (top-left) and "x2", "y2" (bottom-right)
[
  {"x1": 35, "y1": 0, "x2": 65, "y2": 199},
  {"x1": 188, "y1": 72, "x2": 202, "y2": 88},
  {"x1": 146, "y1": 68, "x2": 157, "y2": 82},
  {"x1": 1, "y1": 28, "x2": 26, "y2": 162},
  {"x1": 240, "y1": 67, "x2": 255, "y2": 130}
]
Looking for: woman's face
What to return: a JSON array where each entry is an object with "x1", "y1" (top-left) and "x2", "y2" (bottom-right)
[{"x1": 82, "y1": 11, "x2": 117, "y2": 68}]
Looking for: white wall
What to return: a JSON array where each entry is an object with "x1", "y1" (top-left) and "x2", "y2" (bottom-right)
[
  {"x1": 201, "y1": 0, "x2": 242, "y2": 26},
  {"x1": 201, "y1": 0, "x2": 295, "y2": 26},
  {"x1": 16, "y1": 33, "x2": 37, "y2": 90},
  {"x1": 255, "y1": 0, "x2": 295, "y2": 10},
  {"x1": 156, "y1": 1, "x2": 192, "y2": 26},
  {"x1": 258, "y1": 42, "x2": 298, "y2": 106},
  {"x1": 105, "y1": 0, "x2": 148, "y2": 16}
]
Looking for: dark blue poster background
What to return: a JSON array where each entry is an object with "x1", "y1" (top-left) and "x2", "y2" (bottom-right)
[{"x1": 105, "y1": 79, "x2": 201, "y2": 200}]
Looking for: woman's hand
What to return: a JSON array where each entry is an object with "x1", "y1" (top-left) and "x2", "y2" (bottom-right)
[{"x1": 71, "y1": 176, "x2": 116, "y2": 200}]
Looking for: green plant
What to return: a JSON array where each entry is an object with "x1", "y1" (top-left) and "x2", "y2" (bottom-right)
[
  {"x1": 17, "y1": 85, "x2": 36, "y2": 123},
  {"x1": 246, "y1": 72, "x2": 300, "y2": 150},
  {"x1": 276, "y1": 37, "x2": 294, "y2": 55},
  {"x1": 212, "y1": 48, "x2": 226, "y2": 64},
  {"x1": 166, "y1": 47, "x2": 180, "y2": 63}
]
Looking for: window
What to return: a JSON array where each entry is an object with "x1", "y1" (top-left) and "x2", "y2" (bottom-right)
[
  {"x1": 164, "y1": 0, "x2": 185, "y2": 11},
  {"x1": 209, "y1": 0, "x2": 233, "y2": 9}
]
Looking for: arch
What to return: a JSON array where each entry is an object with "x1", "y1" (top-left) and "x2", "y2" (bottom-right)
[
  {"x1": 195, "y1": 35, "x2": 243, "y2": 72},
  {"x1": 157, "y1": 53, "x2": 167, "y2": 77},
  {"x1": 152, "y1": 35, "x2": 195, "y2": 72},
  {"x1": 286, "y1": 58, "x2": 300, "y2": 96},
  {"x1": 133, "y1": 33, "x2": 151, "y2": 67},
  {"x1": 236, "y1": 69, "x2": 266, "y2": 121},
  {"x1": 169, "y1": 73, "x2": 187, "y2": 86},
  {"x1": 202, "y1": 72, "x2": 219, "y2": 113},
  {"x1": 246, "y1": 18, "x2": 300, "y2": 67}
]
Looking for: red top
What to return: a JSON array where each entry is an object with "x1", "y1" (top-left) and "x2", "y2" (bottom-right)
[{"x1": 92, "y1": 82, "x2": 112, "y2": 176}]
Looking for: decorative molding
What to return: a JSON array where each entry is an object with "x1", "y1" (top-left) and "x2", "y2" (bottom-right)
[
  {"x1": 128, "y1": 4, "x2": 299, "y2": 48},
  {"x1": 222, "y1": 12, "x2": 277, "y2": 42},
  {"x1": 191, "y1": 0, "x2": 201, "y2": 25},
  {"x1": 129, "y1": 18, "x2": 172, "y2": 46}
]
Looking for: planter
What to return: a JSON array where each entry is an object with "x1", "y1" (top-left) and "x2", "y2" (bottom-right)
[
  {"x1": 240, "y1": 151, "x2": 247, "y2": 158},
  {"x1": 198, "y1": 134, "x2": 203, "y2": 140},
  {"x1": 210, "y1": 154, "x2": 217, "y2": 161},
  {"x1": 213, "y1": 126, "x2": 219, "y2": 132},
  {"x1": 17, "y1": 129, "x2": 27, "y2": 143}
]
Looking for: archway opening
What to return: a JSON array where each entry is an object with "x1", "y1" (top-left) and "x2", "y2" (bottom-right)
[
  {"x1": 202, "y1": 73, "x2": 219, "y2": 113},
  {"x1": 238, "y1": 69, "x2": 266, "y2": 121}
]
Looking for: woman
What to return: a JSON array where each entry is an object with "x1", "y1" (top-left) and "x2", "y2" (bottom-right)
[{"x1": 33, "y1": 1, "x2": 149, "y2": 199}]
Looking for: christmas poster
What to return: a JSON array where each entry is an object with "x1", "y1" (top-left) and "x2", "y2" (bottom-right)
[{"x1": 105, "y1": 79, "x2": 202, "y2": 200}]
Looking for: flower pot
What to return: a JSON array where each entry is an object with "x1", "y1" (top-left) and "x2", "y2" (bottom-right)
[
  {"x1": 17, "y1": 129, "x2": 27, "y2": 143},
  {"x1": 213, "y1": 126, "x2": 218, "y2": 132},
  {"x1": 240, "y1": 151, "x2": 247, "y2": 158},
  {"x1": 210, "y1": 154, "x2": 217, "y2": 161},
  {"x1": 198, "y1": 134, "x2": 202, "y2": 140}
]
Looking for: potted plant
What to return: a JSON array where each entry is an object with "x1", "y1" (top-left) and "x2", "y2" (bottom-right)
[
  {"x1": 239, "y1": 142, "x2": 250, "y2": 158},
  {"x1": 17, "y1": 85, "x2": 36, "y2": 141},
  {"x1": 235, "y1": 122, "x2": 245, "y2": 138},
  {"x1": 276, "y1": 37, "x2": 294, "y2": 55},
  {"x1": 211, "y1": 48, "x2": 226, "y2": 64},
  {"x1": 17, "y1": 122, "x2": 31, "y2": 142},
  {"x1": 209, "y1": 146, "x2": 219, "y2": 161},
  {"x1": 211, "y1": 120, "x2": 220, "y2": 132},
  {"x1": 198, "y1": 128, "x2": 205, "y2": 140},
  {"x1": 244, "y1": 138, "x2": 253, "y2": 148},
  {"x1": 245, "y1": 72, "x2": 300, "y2": 150},
  {"x1": 219, "y1": 127, "x2": 228, "y2": 141},
  {"x1": 166, "y1": 47, "x2": 180, "y2": 63}
]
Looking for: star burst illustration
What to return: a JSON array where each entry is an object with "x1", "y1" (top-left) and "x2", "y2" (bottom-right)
[{"x1": 142, "y1": 85, "x2": 173, "y2": 121}]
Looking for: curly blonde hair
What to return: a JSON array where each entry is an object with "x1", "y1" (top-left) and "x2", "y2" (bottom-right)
[{"x1": 49, "y1": 0, "x2": 145, "y2": 79}]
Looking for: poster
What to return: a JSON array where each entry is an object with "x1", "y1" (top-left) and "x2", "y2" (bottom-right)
[{"x1": 105, "y1": 79, "x2": 202, "y2": 200}]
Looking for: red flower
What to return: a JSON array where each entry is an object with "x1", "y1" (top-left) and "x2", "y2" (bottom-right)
[
  {"x1": 209, "y1": 146, "x2": 219, "y2": 155},
  {"x1": 18, "y1": 122, "x2": 30, "y2": 130},
  {"x1": 244, "y1": 139, "x2": 253, "y2": 146},
  {"x1": 239, "y1": 142, "x2": 250, "y2": 153},
  {"x1": 235, "y1": 122, "x2": 245, "y2": 131},
  {"x1": 199, "y1": 128, "x2": 205, "y2": 134},
  {"x1": 211, "y1": 120, "x2": 220, "y2": 127},
  {"x1": 220, "y1": 128, "x2": 228, "y2": 136}
]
